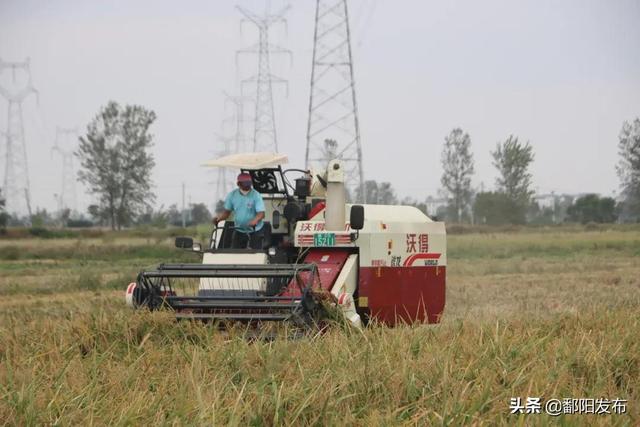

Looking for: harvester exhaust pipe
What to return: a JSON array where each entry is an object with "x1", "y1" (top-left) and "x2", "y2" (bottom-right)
[{"x1": 325, "y1": 159, "x2": 346, "y2": 231}]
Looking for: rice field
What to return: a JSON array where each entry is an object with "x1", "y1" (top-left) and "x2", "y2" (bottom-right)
[{"x1": 1, "y1": 226, "x2": 639, "y2": 425}]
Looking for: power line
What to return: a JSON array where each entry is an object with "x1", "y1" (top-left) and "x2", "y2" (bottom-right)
[
  {"x1": 305, "y1": 0, "x2": 365, "y2": 201},
  {"x1": 353, "y1": 0, "x2": 378, "y2": 49},
  {"x1": 0, "y1": 57, "x2": 38, "y2": 217}
]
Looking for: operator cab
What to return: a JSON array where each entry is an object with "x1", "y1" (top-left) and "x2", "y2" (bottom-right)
[{"x1": 200, "y1": 153, "x2": 326, "y2": 263}]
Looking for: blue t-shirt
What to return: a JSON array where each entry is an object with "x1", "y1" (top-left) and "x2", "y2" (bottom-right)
[{"x1": 224, "y1": 188, "x2": 265, "y2": 233}]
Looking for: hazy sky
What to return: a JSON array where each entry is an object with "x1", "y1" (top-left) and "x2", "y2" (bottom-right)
[{"x1": 1, "y1": 0, "x2": 639, "y2": 215}]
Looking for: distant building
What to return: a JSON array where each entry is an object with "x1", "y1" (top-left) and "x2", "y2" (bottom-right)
[
  {"x1": 425, "y1": 196, "x2": 448, "y2": 217},
  {"x1": 534, "y1": 193, "x2": 556, "y2": 210}
]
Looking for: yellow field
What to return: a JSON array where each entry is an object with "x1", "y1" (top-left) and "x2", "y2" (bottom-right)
[{"x1": 1, "y1": 228, "x2": 639, "y2": 425}]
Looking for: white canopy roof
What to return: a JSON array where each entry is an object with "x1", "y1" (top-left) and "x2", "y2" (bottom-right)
[{"x1": 202, "y1": 152, "x2": 288, "y2": 169}]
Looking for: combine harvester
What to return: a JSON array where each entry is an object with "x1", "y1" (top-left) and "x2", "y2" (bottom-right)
[{"x1": 126, "y1": 153, "x2": 446, "y2": 327}]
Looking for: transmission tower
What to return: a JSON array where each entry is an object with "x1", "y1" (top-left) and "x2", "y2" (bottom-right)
[
  {"x1": 212, "y1": 134, "x2": 232, "y2": 208},
  {"x1": 223, "y1": 92, "x2": 253, "y2": 154},
  {"x1": 211, "y1": 93, "x2": 252, "y2": 205},
  {"x1": 52, "y1": 127, "x2": 78, "y2": 214},
  {"x1": 236, "y1": 3, "x2": 291, "y2": 153},
  {"x1": 305, "y1": 0, "x2": 365, "y2": 202},
  {"x1": 0, "y1": 57, "x2": 38, "y2": 217}
]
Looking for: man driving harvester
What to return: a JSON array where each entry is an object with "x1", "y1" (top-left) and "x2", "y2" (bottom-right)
[{"x1": 212, "y1": 172, "x2": 266, "y2": 249}]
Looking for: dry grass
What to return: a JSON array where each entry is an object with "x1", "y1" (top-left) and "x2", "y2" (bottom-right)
[{"x1": 0, "y1": 228, "x2": 639, "y2": 425}]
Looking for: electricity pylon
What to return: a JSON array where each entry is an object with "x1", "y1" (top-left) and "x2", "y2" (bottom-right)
[
  {"x1": 223, "y1": 92, "x2": 253, "y2": 154},
  {"x1": 305, "y1": 0, "x2": 365, "y2": 201},
  {"x1": 212, "y1": 93, "x2": 252, "y2": 206},
  {"x1": 213, "y1": 134, "x2": 232, "y2": 208},
  {"x1": 236, "y1": 3, "x2": 291, "y2": 153},
  {"x1": 52, "y1": 127, "x2": 78, "y2": 214},
  {"x1": 0, "y1": 57, "x2": 38, "y2": 216}
]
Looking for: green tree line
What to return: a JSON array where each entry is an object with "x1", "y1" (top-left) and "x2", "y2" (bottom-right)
[{"x1": 6, "y1": 103, "x2": 636, "y2": 230}]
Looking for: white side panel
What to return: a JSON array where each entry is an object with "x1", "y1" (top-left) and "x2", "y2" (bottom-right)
[
  {"x1": 360, "y1": 221, "x2": 447, "y2": 268},
  {"x1": 199, "y1": 252, "x2": 268, "y2": 292},
  {"x1": 330, "y1": 254, "x2": 358, "y2": 298},
  {"x1": 329, "y1": 254, "x2": 361, "y2": 328}
]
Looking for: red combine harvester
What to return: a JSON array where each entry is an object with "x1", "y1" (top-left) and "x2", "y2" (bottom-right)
[{"x1": 126, "y1": 153, "x2": 446, "y2": 327}]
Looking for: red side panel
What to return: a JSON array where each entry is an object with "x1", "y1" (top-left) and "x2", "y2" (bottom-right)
[
  {"x1": 359, "y1": 266, "x2": 446, "y2": 325},
  {"x1": 281, "y1": 249, "x2": 351, "y2": 297}
]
